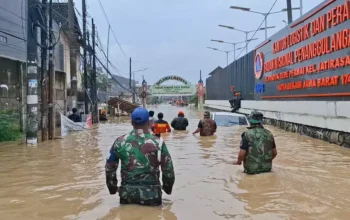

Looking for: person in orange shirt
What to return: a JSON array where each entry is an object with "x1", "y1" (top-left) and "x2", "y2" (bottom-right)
[{"x1": 152, "y1": 112, "x2": 171, "y2": 137}]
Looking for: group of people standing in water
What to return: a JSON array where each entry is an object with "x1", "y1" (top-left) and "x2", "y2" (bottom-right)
[
  {"x1": 105, "y1": 107, "x2": 277, "y2": 207},
  {"x1": 148, "y1": 110, "x2": 217, "y2": 137}
]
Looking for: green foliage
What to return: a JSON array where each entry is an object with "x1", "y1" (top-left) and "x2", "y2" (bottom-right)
[
  {"x1": 190, "y1": 92, "x2": 205, "y2": 107},
  {"x1": 0, "y1": 110, "x2": 22, "y2": 142},
  {"x1": 97, "y1": 73, "x2": 109, "y2": 91},
  {"x1": 190, "y1": 92, "x2": 198, "y2": 105}
]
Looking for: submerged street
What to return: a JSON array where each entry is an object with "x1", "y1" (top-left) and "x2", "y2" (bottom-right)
[{"x1": 1, "y1": 105, "x2": 350, "y2": 220}]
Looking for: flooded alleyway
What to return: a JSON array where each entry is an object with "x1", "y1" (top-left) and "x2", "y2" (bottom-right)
[{"x1": 1, "y1": 105, "x2": 350, "y2": 220}]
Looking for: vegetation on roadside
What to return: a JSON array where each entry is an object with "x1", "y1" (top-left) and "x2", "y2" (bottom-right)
[
  {"x1": 0, "y1": 110, "x2": 22, "y2": 142},
  {"x1": 190, "y1": 92, "x2": 205, "y2": 107}
]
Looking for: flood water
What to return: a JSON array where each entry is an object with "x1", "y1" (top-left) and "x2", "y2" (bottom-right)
[{"x1": 1, "y1": 105, "x2": 350, "y2": 220}]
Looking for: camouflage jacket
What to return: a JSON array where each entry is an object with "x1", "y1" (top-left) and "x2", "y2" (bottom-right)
[
  {"x1": 198, "y1": 119, "x2": 217, "y2": 136},
  {"x1": 171, "y1": 116, "x2": 189, "y2": 130},
  {"x1": 242, "y1": 127, "x2": 275, "y2": 174},
  {"x1": 105, "y1": 129, "x2": 175, "y2": 205}
]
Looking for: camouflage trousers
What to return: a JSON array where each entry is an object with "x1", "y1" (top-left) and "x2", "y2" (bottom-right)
[
  {"x1": 119, "y1": 184, "x2": 162, "y2": 206},
  {"x1": 244, "y1": 168, "x2": 272, "y2": 175}
]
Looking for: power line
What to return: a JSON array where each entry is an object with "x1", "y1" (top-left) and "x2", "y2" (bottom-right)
[
  {"x1": 49, "y1": 3, "x2": 128, "y2": 79},
  {"x1": 235, "y1": 0, "x2": 278, "y2": 59},
  {"x1": 97, "y1": 0, "x2": 128, "y2": 60},
  {"x1": 95, "y1": 43, "x2": 128, "y2": 77},
  {"x1": 95, "y1": 55, "x2": 133, "y2": 93}
]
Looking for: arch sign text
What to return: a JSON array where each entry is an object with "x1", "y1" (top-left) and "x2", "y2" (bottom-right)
[{"x1": 155, "y1": 75, "x2": 189, "y2": 86}]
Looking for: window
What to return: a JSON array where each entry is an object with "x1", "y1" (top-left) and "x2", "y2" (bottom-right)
[
  {"x1": 214, "y1": 115, "x2": 248, "y2": 126},
  {"x1": 0, "y1": 35, "x2": 7, "y2": 43},
  {"x1": 58, "y1": 43, "x2": 64, "y2": 71}
]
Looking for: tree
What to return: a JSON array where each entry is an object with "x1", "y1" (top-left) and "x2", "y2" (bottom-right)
[
  {"x1": 97, "y1": 72, "x2": 108, "y2": 92},
  {"x1": 190, "y1": 92, "x2": 206, "y2": 107}
]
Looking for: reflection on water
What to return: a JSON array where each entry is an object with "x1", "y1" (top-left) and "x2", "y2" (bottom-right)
[{"x1": 0, "y1": 105, "x2": 350, "y2": 219}]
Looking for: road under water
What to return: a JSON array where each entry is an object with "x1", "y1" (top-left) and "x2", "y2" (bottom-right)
[{"x1": 1, "y1": 105, "x2": 350, "y2": 220}]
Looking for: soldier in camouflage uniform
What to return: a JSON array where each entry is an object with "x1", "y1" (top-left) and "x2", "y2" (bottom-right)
[
  {"x1": 234, "y1": 111, "x2": 278, "y2": 174},
  {"x1": 192, "y1": 111, "x2": 217, "y2": 136},
  {"x1": 105, "y1": 107, "x2": 175, "y2": 206}
]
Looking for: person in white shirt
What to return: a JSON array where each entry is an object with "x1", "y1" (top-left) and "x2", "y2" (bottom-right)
[{"x1": 149, "y1": 110, "x2": 156, "y2": 129}]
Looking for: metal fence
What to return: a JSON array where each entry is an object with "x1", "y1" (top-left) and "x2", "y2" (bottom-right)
[{"x1": 206, "y1": 51, "x2": 255, "y2": 100}]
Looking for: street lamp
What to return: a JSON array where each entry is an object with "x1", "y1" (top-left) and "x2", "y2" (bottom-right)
[
  {"x1": 229, "y1": 5, "x2": 300, "y2": 39},
  {"x1": 218, "y1": 25, "x2": 275, "y2": 54},
  {"x1": 132, "y1": 68, "x2": 148, "y2": 74},
  {"x1": 211, "y1": 38, "x2": 258, "y2": 60},
  {"x1": 206, "y1": 47, "x2": 234, "y2": 66}
]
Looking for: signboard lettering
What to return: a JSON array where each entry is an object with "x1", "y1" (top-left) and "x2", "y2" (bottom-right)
[
  {"x1": 255, "y1": 0, "x2": 350, "y2": 100},
  {"x1": 155, "y1": 75, "x2": 189, "y2": 85},
  {"x1": 255, "y1": 84, "x2": 265, "y2": 93},
  {"x1": 151, "y1": 85, "x2": 195, "y2": 95}
]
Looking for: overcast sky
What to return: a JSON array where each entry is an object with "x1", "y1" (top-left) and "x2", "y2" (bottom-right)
[{"x1": 74, "y1": 0, "x2": 324, "y2": 85}]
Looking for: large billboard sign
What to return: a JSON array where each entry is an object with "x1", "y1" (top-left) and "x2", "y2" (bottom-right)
[{"x1": 255, "y1": 0, "x2": 350, "y2": 100}]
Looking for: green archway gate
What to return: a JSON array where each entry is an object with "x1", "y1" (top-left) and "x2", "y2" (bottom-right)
[{"x1": 149, "y1": 75, "x2": 196, "y2": 97}]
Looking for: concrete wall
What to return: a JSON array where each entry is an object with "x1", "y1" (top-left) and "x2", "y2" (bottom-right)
[
  {"x1": 0, "y1": 58, "x2": 22, "y2": 110},
  {"x1": 0, "y1": 0, "x2": 27, "y2": 62},
  {"x1": 205, "y1": 100, "x2": 350, "y2": 133}
]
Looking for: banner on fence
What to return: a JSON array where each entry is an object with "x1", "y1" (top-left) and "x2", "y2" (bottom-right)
[{"x1": 60, "y1": 113, "x2": 92, "y2": 137}]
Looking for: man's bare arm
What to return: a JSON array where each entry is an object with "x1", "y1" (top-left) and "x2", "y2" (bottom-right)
[
  {"x1": 234, "y1": 149, "x2": 247, "y2": 165},
  {"x1": 192, "y1": 128, "x2": 200, "y2": 135},
  {"x1": 272, "y1": 148, "x2": 277, "y2": 160}
]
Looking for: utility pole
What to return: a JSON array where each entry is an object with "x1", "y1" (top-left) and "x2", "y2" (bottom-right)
[
  {"x1": 26, "y1": 0, "x2": 39, "y2": 145},
  {"x1": 133, "y1": 71, "x2": 136, "y2": 104},
  {"x1": 91, "y1": 19, "x2": 98, "y2": 124},
  {"x1": 82, "y1": 0, "x2": 89, "y2": 114},
  {"x1": 68, "y1": 0, "x2": 77, "y2": 110},
  {"x1": 107, "y1": 25, "x2": 110, "y2": 78},
  {"x1": 141, "y1": 76, "x2": 147, "y2": 108},
  {"x1": 129, "y1": 57, "x2": 135, "y2": 104},
  {"x1": 286, "y1": 0, "x2": 293, "y2": 24},
  {"x1": 48, "y1": 0, "x2": 55, "y2": 140},
  {"x1": 41, "y1": 0, "x2": 48, "y2": 141},
  {"x1": 129, "y1": 57, "x2": 132, "y2": 89},
  {"x1": 106, "y1": 25, "x2": 110, "y2": 96}
]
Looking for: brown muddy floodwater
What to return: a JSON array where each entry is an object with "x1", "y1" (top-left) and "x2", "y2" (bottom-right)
[{"x1": 1, "y1": 105, "x2": 350, "y2": 220}]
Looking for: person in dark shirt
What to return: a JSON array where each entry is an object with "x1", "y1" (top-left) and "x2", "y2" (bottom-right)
[
  {"x1": 68, "y1": 108, "x2": 81, "y2": 123},
  {"x1": 231, "y1": 92, "x2": 243, "y2": 113},
  {"x1": 171, "y1": 111, "x2": 189, "y2": 130},
  {"x1": 192, "y1": 111, "x2": 217, "y2": 136}
]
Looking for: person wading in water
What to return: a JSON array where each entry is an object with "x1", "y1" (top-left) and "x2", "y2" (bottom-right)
[
  {"x1": 234, "y1": 111, "x2": 278, "y2": 174},
  {"x1": 148, "y1": 110, "x2": 156, "y2": 129},
  {"x1": 152, "y1": 112, "x2": 171, "y2": 137},
  {"x1": 68, "y1": 108, "x2": 81, "y2": 122},
  {"x1": 192, "y1": 111, "x2": 217, "y2": 136},
  {"x1": 171, "y1": 111, "x2": 189, "y2": 131},
  {"x1": 105, "y1": 107, "x2": 175, "y2": 205}
]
